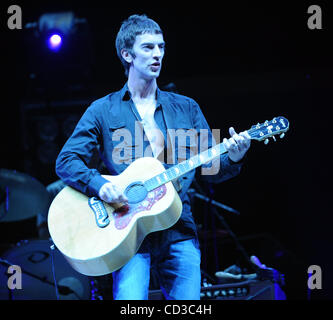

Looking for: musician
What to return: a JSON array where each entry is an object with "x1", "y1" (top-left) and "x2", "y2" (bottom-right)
[{"x1": 56, "y1": 14, "x2": 251, "y2": 300}]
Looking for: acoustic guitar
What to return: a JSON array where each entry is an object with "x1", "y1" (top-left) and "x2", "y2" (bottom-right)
[{"x1": 48, "y1": 117, "x2": 289, "y2": 276}]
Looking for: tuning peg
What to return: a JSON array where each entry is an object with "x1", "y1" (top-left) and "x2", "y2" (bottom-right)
[
  {"x1": 264, "y1": 139, "x2": 269, "y2": 145},
  {"x1": 280, "y1": 133, "x2": 285, "y2": 139}
]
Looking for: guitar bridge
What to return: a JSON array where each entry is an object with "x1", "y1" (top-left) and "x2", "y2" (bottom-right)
[{"x1": 88, "y1": 197, "x2": 110, "y2": 228}]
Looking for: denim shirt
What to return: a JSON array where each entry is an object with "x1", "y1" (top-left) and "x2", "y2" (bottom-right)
[{"x1": 56, "y1": 83, "x2": 243, "y2": 242}]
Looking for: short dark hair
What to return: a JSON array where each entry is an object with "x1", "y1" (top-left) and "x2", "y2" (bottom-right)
[{"x1": 115, "y1": 14, "x2": 163, "y2": 77}]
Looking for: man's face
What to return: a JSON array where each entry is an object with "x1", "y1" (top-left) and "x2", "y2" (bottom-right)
[{"x1": 129, "y1": 33, "x2": 165, "y2": 80}]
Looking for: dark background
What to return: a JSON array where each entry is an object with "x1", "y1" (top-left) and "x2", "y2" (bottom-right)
[{"x1": 1, "y1": 0, "x2": 332, "y2": 300}]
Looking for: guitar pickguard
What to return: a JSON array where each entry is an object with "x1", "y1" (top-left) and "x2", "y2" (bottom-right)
[{"x1": 113, "y1": 185, "x2": 167, "y2": 230}]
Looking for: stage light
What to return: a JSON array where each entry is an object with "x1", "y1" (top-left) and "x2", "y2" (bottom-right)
[
  {"x1": 48, "y1": 33, "x2": 62, "y2": 51},
  {"x1": 25, "y1": 12, "x2": 87, "y2": 53},
  {"x1": 23, "y1": 11, "x2": 92, "y2": 92}
]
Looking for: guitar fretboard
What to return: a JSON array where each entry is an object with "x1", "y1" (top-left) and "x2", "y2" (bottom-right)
[
  {"x1": 143, "y1": 143, "x2": 227, "y2": 191},
  {"x1": 143, "y1": 116, "x2": 289, "y2": 192}
]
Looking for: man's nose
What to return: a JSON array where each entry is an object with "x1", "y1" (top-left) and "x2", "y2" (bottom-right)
[{"x1": 153, "y1": 45, "x2": 162, "y2": 58}]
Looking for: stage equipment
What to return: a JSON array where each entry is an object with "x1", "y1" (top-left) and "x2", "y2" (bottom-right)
[
  {"x1": 48, "y1": 33, "x2": 62, "y2": 51},
  {"x1": 23, "y1": 11, "x2": 93, "y2": 96},
  {"x1": 149, "y1": 257, "x2": 286, "y2": 300},
  {"x1": 0, "y1": 239, "x2": 92, "y2": 300},
  {"x1": 20, "y1": 98, "x2": 92, "y2": 185},
  {"x1": 148, "y1": 279, "x2": 285, "y2": 300},
  {"x1": 188, "y1": 188, "x2": 240, "y2": 215},
  {"x1": 190, "y1": 179, "x2": 255, "y2": 272},
  {"x1": 0, "y1": 169, "x2": 50, "y2": 222},
  {"x1": 201, "y1": 279, "x2": 286, "y2": 300},
  {"x1": 25, "y1": 11, "x2": 87, "y2": 53}
]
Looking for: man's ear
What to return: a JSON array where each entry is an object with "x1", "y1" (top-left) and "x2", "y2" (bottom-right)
[{"x1": 121, "y1": 49, "x2": 133, "y2": 63}]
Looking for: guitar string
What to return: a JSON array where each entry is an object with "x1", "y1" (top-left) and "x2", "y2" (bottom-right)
[{"x1": 133, "y1": 124, "x2": 281, "y2": 195}]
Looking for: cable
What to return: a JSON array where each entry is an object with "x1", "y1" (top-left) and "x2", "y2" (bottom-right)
[
  {"x1": 49, "y1": 242, "x2": 83, "y2": 300},
  {"x1": 50, "y1": 243, "x2": 60, "y2": 300}
]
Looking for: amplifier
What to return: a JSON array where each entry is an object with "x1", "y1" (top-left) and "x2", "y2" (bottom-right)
[{"x1": 148, "y1": 279, "x2": 286, "y2": 300}]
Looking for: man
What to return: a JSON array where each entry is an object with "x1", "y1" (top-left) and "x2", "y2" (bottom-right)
[{"x1": 56, "y1": 14, "x2": 251, "y2": 300}]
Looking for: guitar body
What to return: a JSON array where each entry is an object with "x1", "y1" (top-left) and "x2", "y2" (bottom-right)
[{"x1": 48, "y1": 157, "x2": 182, "y2": 276}]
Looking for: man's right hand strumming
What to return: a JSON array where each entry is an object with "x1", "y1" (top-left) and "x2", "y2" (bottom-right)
[{"x1": 98, "y1": 182, "x2": 128, "y2": 204}]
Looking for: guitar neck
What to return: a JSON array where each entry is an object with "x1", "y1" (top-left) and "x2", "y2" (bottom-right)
[
  {"x1": 144, "y1": 142, "x2": 227, "y2": 192},
  {"x1": 143, "y1": 116, "x2": 290, "y2": 192}
]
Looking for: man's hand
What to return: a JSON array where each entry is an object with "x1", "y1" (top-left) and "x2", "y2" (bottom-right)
[
  {"x1": 223, "y1": 127, "x2": 251, "y2": 163},
  {"x1": 98, "y1": 182, "x2": 128, "y2": 204}
]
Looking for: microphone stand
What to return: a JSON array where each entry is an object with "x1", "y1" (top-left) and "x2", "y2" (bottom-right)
[
  {"x1": 189, "y1": 190, "x2": 240, "y2": 215},
  {"x1": 190, "y1": 180, "x2": 257, "y2": 273}
]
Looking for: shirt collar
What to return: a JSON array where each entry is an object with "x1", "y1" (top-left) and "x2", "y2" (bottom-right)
[
  {"x1": 120, "y1": 82, "x2": 131, "y2": 101},
  {"x1": 120, "y1": 82, "x2": 165, "y2": 108}
]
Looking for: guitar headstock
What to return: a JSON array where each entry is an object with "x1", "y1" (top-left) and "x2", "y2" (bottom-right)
[{"x1": 248, "y1": 116, "x2": 289, "y2": 144}]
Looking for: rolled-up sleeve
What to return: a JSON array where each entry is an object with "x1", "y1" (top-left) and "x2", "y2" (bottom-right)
[{"x1": 55, "y1": 103, "x2": 109, "y2": 197}]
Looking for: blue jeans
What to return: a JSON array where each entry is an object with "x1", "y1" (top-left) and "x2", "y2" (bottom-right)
[{"x1": 112, "y1": 235, "x2": 201, "y2": 300}]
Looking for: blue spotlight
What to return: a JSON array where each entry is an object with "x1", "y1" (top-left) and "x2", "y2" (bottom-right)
[{"x1": 48, "y1": 33, "x2": 62, "y2": 51}]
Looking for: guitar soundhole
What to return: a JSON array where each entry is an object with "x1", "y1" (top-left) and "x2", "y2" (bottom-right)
[{"x1": 125, "y1": 182, "x2": 148, "y2": 204}]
